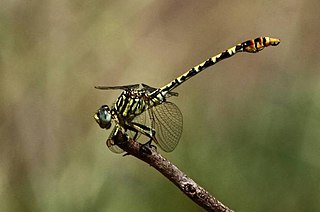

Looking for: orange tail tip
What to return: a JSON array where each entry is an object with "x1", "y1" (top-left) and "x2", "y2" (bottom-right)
[
  {"x1": 244, "y1": 37, "x2": 280, "y2": 53},
  {"x1": 267, "y1": 37, "x2": 281, "y2": 46}
]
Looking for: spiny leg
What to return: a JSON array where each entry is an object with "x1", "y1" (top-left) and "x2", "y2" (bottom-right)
[
  {"x1": 129, "y1": 122, "x2": 157, "y2": 154},
  {"x1": 111, "y1": 125, "x2": 129, "y2": 145},
  {"x1": 107, "y1": 124, "x2": 151, "y2": 156}
]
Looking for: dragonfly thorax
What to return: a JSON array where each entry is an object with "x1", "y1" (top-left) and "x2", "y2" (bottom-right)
[{"x1": 114, "y1": 90, "x2": 157, "y2": 119}]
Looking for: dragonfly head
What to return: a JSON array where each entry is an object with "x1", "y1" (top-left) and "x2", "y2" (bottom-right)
[{"x1": 94, "y1": 105, "x2": 112, "y2": 129}]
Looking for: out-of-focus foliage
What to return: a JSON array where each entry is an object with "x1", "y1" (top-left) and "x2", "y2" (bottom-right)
[{"x1": 1, "y1": 1, "x2": 319, "y2": 211}]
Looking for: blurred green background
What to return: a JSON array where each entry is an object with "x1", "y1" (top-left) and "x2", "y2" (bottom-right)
[{"x1": 1, "y1": 1, "x2": 320, "y2": 211}]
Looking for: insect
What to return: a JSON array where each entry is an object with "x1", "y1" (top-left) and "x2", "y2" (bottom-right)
[{"x1": 94, "y1": 37, "x2": 280, "y2": 153}]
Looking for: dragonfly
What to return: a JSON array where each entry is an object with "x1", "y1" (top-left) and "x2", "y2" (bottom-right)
[{"x1": 94, "y1": 37, "x2": 280, "y2": 153}]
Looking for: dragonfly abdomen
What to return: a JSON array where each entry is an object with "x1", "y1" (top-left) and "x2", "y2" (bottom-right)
[{"x1": 158, "y1": 37, "x2": 280, "y2": 96}]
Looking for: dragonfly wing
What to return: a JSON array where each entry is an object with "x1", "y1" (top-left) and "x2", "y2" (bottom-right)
[
  {"x1": 149, "y1": 102, "x2": 183, "y2": 152},
  {"x1": 95, "y1": 84, "x2": 140, "y2": 91},
  {"x1": 128, "y1": 111, "x2": 146, "y2": 140}
]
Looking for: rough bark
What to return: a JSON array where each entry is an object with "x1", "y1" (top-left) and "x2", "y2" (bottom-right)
[{"x1": 113, "y1": 131, "x2": 234, "y2": 212}]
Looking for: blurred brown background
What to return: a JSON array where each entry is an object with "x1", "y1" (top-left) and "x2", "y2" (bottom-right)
[{"x1": 1, "y1": 1, "x2": 320, "y2": 211}]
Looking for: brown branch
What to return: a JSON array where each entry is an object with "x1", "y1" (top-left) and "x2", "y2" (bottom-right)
[{"x1": 113, "y1": 131, "x2": 234, "y2": 212}]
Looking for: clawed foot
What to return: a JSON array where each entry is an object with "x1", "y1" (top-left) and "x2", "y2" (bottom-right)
[{"x1": 139, "y1": 140, "x2": 157, "y2": 155}]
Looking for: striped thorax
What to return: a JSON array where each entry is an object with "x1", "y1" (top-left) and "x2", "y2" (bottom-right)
[
  {"x1": 114, "y1": 89, "x2": 161, "y2": 119},
  {"x1": 94, "y1": 37, "x2": 280, "y2": 153}
]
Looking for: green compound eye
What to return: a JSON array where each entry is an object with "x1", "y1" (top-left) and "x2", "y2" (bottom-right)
[{"x1": 94, "y1": 105, "x2": 112, "y2": 129}]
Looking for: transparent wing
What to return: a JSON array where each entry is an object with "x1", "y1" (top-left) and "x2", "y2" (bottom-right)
[
  {"x1": 95, "y1": 84, "x2": 140, "y2": 91},
  {"x1": 106, "y1": 126, "x2": 124, "y2": 154},
  {"x1": 149, "y1": 102, "x2": 183, "y2": 152},
  {"x1": 128, "y1": 111, "x2": 146, "y2": 139}
]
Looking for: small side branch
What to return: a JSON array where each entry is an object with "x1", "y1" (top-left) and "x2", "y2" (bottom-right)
[{"x1": 114, "y1": 132, "x2": 234, "y2": 212}]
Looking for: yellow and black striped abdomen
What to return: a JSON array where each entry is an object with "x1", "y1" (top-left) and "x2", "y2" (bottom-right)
[{"x1": 157, "y1": 37, "x2": 280, "y2": 96}]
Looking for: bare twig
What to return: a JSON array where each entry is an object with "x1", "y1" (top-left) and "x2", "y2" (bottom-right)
[{"x1": 113, "y1": 131, "x2": 234, "y2": 212}]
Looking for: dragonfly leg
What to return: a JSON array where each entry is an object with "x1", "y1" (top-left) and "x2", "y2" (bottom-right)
[
  {"x1": 125, "y1": 123, "x2": 143, "y2": 140},
  {"x1": 112, "y1": 126, "x2": 129, "y2": 145},
  {"x1": 130, "y1": 128, "x2": 139, "y2": 140},
  {"x1": 140, "y1": 138, "x2": 157, "y2": 154},
  {"x1": 129, "y1": 122, "x2": 155, "y2": 139},
  {"x1": 129, "y1": 122, "x2": 157, "y2": 154},
  {"x1": 109, "y1": 127, "x2": 131, "y2": 157}
]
